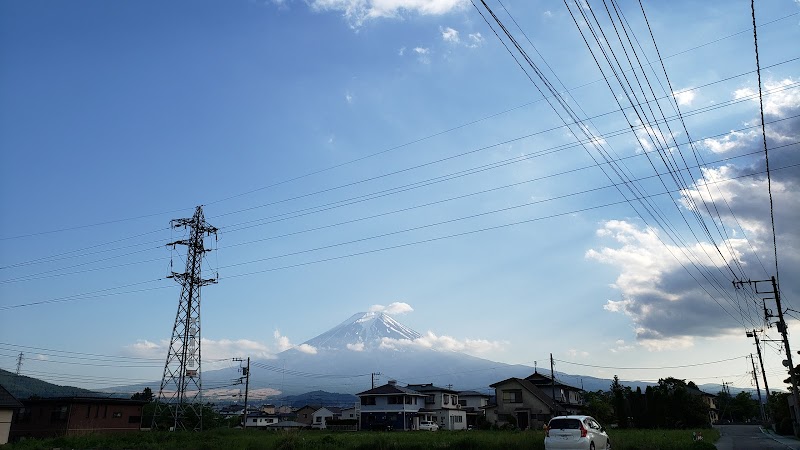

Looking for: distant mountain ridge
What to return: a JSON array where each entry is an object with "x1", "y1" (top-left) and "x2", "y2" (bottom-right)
[
  {"x1": 0, "y1": 368, "x2": 100, "y2": 399},
  {"x1": 104, "y1": 311, "x2": 753, "y2": 400}
]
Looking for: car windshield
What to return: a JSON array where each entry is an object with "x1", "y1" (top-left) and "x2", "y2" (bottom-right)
[{"x1": 549, "y1": 418, "x2": 582, "y2": 430}]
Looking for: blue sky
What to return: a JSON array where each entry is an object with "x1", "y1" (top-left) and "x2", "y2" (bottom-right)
[{"x1": 1, "y1": 0, "x2": 799, "y2": 395}]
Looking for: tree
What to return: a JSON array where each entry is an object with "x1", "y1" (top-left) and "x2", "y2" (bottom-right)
[
  {"x1": 610, "y1": 375, "x2": 630, "y2": 427},
  {"x1": 131, "y1": 387, "x2": 154, "y2": 402},
  {"x1": 584, "y1": 390, "x2": 614, "y2": 425}
]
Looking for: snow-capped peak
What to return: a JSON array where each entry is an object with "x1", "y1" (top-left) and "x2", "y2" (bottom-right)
[{"x1": 301, "y1": 311, "x2": 421, "y2": 351}]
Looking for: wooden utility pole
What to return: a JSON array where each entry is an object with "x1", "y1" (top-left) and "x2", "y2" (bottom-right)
[
  {"x1": 243, "y1": 357, "x2": 250, "y2": 428},
  {"x1": 550, "y1": 353, "x2": 557, "y2": 416},
  {"x1": 749, "y1": 354, "x2": 765, "y2": 422}
]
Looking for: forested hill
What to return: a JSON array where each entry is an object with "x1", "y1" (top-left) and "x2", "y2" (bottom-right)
[{"x1": 0, "y1": 368, "x2": 99, "y2": 399}]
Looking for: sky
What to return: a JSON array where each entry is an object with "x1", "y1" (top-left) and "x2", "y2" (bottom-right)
[{"x1": 1, "y1": 0, "x2": 799, "y2": 397}]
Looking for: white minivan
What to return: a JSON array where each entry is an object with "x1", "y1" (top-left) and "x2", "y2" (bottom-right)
[{"x1": 418, "y1": 420, "x2": 439, "y2": 431}]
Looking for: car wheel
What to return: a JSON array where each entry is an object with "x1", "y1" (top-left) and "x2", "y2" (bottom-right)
[
  {"x1": 590, "y1": 443, "x2": 595, "y2": 450},
  {"x1": 605, "y1": 440, "x2": 611, "y2": 450}
]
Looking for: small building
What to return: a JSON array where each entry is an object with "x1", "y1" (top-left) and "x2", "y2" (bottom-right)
[
  {"x1": 407, "y1": 383, "x2": 467, "y2": 430},
  {"x1": 244, "y1": 412, "x2": 280, "y2": 429},
  {"x1": 357, "y1": 380, "x2": 427, "y2": 431},
  {"x1": 11, "y1": 397, "x2": 147, "y2": 439},
  {"x1": 458, "y1": 390, "x2": 491, "y2": 429},
  {"x1": 294, "y1": 405, "x2": 321, "y2": 426},
  {"x1": 311, "y1": 406, "x2": 338, "y2": 429},
  {"x1": 0, "y1": 385, "x2": 23, "y2": 445},
  {"x1": 524, "y1": 371, "x2": 585, "y2": 415},
  {"x1": 487, "y1": 376, "x2": 556, "y2": 430}
]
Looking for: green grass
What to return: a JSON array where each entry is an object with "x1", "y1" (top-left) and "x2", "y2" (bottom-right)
[{"x1": 6, "y1": 428, "x2": 719, "y2": 450}]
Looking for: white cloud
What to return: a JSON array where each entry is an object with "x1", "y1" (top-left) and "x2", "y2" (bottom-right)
[
  {"x1": 369, "y1": 301, "x2": 414, "y2": 315},
  {"x1": 273, "y1": 330, "x2": 293, "y2": 352},
  {"x1": 398, "y1": 46, "x2": 406, "y2": 56},
  {"x1": 609, "y1": 339, "x2": 635, "y2": 353},
  {"x1": 345, "y1": 92, "x2": 354, "y2": 104},
  {"x1": 309, "y1": 0, "x2": 468, "y2": 27},
  {"x1": 672, "y1": 89, "x2": 696, "y2": 106},
  {"x1": 378, "y1": 331, "x2": 506, "y2": 355},
  {"x1": 124, "y1": 337, "x2": 278, "y2": 368},
  {"x1": 467, "y1": 32, "x2": 484, "y2": 48},
  {"x1": 413, "y1": 47, "x2": 430, "y2": 64},
  {"x1": 440, "y1": 26, "x2": 459, "y2": 43},
  {"x1": 347, "y1": 342, "x2": 365, "y2": 351},
  {"x1": 700, "y1": 130, "x2": 754, "y2": 154},
  {"x1": 296, "y1": 343, "x2": 318, "y2": 354},
  {"x1": 543, "y1": 10, "x2": 553, "y2": 18},
  {"x1": 733, "y1": 78, "x2": 799, "y2": 116},
  {"x1": 567, "y1": 349, "x2": 589, "y2": 358}
]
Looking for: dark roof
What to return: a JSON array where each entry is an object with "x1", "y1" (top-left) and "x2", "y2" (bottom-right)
[
  {"x1": 0, "y1": 385, "x2": 23, "y2": 409},
  {"x1": 406, "y1": 383, "x2": 459, "y2": 394},
  {"x1": 525, "y1": 371, "x2": 582, "y2": 391},
  {"x1": 267, "y1": 420, "x2": 307, "y2": 428},
  {"x1": 458, "y1": 390, "x2": 490, "y2": 397},
  {"x1": 20, "y1": 396, "x2": 148, "y2": 406},
  {"x1": 295, "y1": 404, "x2": 322, "y2": 412},
  {"x1": 357, "y1": 383, "x2": 425, "y2": 396}
]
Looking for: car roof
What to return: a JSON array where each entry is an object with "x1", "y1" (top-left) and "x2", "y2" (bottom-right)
[{"x1": 550, "y1": 415, "x2": 595, "y2": 421}]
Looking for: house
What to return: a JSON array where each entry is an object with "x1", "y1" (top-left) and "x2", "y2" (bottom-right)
[
  {"x1": 339, "y1": 406, "x2": 358, "y2": 420},
  {"x1": 244, "y1": 412, "x2": 280, "y2": 429},
  {"x1": 406, "y1": 384, "x2": 467, "y2": 430},
  {"x1": 523, "y1": 371, "x2": 585, "y2": 415},
  {"x1": 311, "y1": 407, "x2": 338, "y2": 429},
  {"x1": 457, "y1": 390, "x2": 491, "y2": 429},
  {"x1": 260, "y1": 404, "x2": 276, "y2": 414},
  {"x1": 0, "y1": 385, "x2": 23, "y2": 445},
  {"x1": 294, "y1": 405, "x2": 321, "y2": 426},
  {"x1": 356, "y1": 380, "x2": 428, "y2": 431},
  {"x1": 10, "y1": 397, "x2": 147, "y2": 439},
  {"x1": 487, "y1": 376, "x2": 557, "y2": 430},
  {"x1": 688, "y1": 388, "x2": 718, "y2": 425}
]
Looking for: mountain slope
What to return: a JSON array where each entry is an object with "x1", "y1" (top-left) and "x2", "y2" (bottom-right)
[{"x1": 0, "y1": 368, "x2": 100, "y2": 399}]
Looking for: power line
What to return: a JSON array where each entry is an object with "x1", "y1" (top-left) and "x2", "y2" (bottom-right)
[{"x1": 555, "y1": 355, "x2": 747, "y2": 370}]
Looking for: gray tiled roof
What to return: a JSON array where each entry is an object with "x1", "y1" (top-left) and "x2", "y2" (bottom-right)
[
  {"x1": 0, "y1": 385, "x2": 23, "y2": 409},
  {"x1": 357, "y1": 383, "x2": 425, "y2": 396}
]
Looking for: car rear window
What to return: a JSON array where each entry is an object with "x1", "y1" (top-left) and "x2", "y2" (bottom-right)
[{"x1": 549, "y1": 418, "x2": 581, "y2": 429}]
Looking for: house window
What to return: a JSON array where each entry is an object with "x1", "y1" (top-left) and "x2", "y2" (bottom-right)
[
  {"x1": 361, "y1": 397, "x2": 376, "y2": 405},
  {"x1": 316, "y1": 417, "x2": 322, "y2": 423},
  {"x1": 459, "y1": 400, "x2": 467, "y2": 407},
  {"x1": 443, "y1": 394, "x2": 449, "y2": 405},
  {"x1": 50, "y1": 406, "x2": 68, "y2": 422},
  {"x1": 502, "y1": 390, "x2": 522, "y2": 403},
  {"x1": 405, "y1": 396, "x2": 413, "y2": 404},
  {"x1": 425, "y1": 395, "x2": 434, "y2": 404},
  {"x1": 388, "y1": 396, "x2": 402, "y2": 404},
  {"x1": 454, "y1": 416, "x2": 463, "y2": 423}
]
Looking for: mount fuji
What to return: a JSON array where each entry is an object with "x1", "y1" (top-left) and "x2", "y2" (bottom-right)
[{"x1": 202, "y1": 311, "x2": 537, "y2": 399}]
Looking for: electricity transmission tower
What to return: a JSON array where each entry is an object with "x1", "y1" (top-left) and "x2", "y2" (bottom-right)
[{"x1": 153, "y1": 206, "x2": 218, "y2": 431}]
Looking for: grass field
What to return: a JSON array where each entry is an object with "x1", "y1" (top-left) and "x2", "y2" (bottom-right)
[{"x1": 6, "y1": 428, "x2": 719, "y2": 450}]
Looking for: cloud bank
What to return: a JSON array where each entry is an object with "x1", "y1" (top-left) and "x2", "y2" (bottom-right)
[{"x1": 588, "y1": 79, "x2": 800, "y2": 349}]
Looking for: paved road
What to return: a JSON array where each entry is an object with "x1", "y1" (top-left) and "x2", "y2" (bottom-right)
[{"x1": 715, "y1": 425, "x2": 800, "y2": 450}]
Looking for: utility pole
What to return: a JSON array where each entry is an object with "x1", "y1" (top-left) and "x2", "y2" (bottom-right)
[
  {"x1": 153, "y1": 206, "x2": 218, "y2": 432},
  {"x1": 735, "y1": 277, "x2": 800, "y2": 434},
  {"x1": 243, "y1": 357, "x2": 250, "y2": 428},
  {"x1": 550, "y1": 353, "x2": 557, "y2": 416},
  {"x1": 749, "y1": 354, "x2": 765, "y2": 422},
  {"x1": 747, "y1": 330, "x2": 771, "y2": 402}
]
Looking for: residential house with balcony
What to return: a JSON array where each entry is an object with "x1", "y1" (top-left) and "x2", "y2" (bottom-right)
[
  {"x1": 457, "y1": 390, "x2": 491, "y2": 429},
  {"x1": 356, "y1": 380, "x2": 428, "y2": 431},
  {"x1": 311, "y1": 407, "x2": 341, "y2": 429},
  {"x1": 406, "y1": 383, "x2": 467, "y2": 430}
]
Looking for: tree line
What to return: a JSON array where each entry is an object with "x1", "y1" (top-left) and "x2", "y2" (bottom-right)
[{"x1": 583, "y1": 376, "x2": 760, "y2": 429}]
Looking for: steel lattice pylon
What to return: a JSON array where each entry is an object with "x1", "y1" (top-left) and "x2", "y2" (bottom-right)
[{"x1": 153, "y1": 205, "x2": 217, "y2": 431}]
